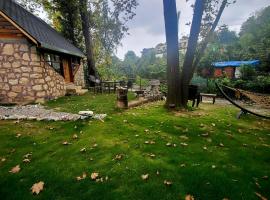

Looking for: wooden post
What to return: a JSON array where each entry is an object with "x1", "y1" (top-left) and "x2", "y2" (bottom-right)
[{"x1": 116, "y1": 88, "x2": 128, "y2": 108}]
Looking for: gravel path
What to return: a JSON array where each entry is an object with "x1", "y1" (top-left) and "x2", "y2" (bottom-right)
[{"x1": 0, "y1": 105, "x2": 83, "y2": 121}]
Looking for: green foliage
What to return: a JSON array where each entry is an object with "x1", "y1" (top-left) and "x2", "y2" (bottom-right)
[{"x1": 239, "y1": 65, "x2": 257, "y2": 80}]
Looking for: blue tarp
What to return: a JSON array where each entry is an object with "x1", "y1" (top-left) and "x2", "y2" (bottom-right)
[{"x1": 212, "y1": 60, "x2": 260, "y2": 68}]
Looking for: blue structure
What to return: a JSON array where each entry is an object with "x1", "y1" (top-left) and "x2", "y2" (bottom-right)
[{"x1": 212, "y1": 60, "x2": 260, "y2": 68}]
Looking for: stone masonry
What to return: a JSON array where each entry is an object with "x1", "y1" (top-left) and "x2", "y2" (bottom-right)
[{"x1": 0, "y1": 38, "x2": 68, "y2": 104}]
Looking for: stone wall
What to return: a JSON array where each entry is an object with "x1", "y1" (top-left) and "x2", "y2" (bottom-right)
[
  {"x1": 73, "y1": 61, "x2": 86, "y2": 88},
  {"x1": 0, "y1": 38, "x2": 66, "y2": 104}
]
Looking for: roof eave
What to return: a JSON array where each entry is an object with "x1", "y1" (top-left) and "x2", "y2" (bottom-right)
[{"x1": 39, "y1": 42, "x2": 85, "y2": 58}]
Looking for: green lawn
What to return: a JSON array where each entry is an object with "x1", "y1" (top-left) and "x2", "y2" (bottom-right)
[{"x1": 0, "y1": 93, "x2": 269, "y2": 200}]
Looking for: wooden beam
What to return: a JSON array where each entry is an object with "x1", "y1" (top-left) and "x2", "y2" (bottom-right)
[{"x1": 0, "y1": 11, "x2": 38, "y2": 45}]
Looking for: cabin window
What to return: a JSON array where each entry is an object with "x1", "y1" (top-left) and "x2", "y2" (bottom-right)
[{"x1": 44, "y1": 53, "x2": 62, "y2": 74}]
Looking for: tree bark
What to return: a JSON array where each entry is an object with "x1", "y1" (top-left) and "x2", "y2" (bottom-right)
[
  {"x1": 79, "y1": 0, "x2": 98, "y2": 80},
  {"x1": 163, "y1": 0, "x2": 181, "y2": 107},
  {"x1": 189, "y1": 0, "x2": 227, "y2": 82},
  {"x1": 181, "y1": 0, "x2": 205, "y2": 106}
]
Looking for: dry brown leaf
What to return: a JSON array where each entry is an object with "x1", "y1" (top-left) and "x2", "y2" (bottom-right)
[
  {"x1": 141, "y1": 174, "x2": 149, "y2": 180},
  {"x1": 62, "y1": 141, "x2": 71, "y2": 145},
  {"x1": 1, "y1": 157, "x2": 6, "y2": 162},
  {"x1": 9, "y1": 165, "x2": 20, "y2": 173},
  {"x1": 185, "y1": 194, "x2": 195, "y2": 200},
  {"x1": 31, "y1": 181, "x2": 44, "y2": 195},
  {"x1": 23, "y1": 159, "x2": 31, "y2": 163},
  {"x1": 164, "y1": 180, "x2": 172, "y2": 186},
  {"x1": 16, "y1": 134, "x2": 22, "y2": 138},
  {"x1": 144, "y1": 141, "x2": 150, "y2": 144},
  {"x1": 80, "y1": 148, "x2": 86, "y2": 152},
  {"x1": 166, "y1": 142, "x2": 172, "y2": 147},
  {"x1": 76, "y1": 172, "x2": 87, "y2": 181},
  {"x1": 24, "y1": 153, "x2": 32, "y2": 159},
  {"x1": 181, "y1": 142, "x2": 188, "y2": 146},
  {"x1": 219, "y1": 143, "x2": 225, "y2": 147},
  {"x1": 72, "y1": 134, "x2": 78, "y2": 139},
  {"x1": 114, "y1": 154, "x2": 124, "y2": 160},
  {"x1": 91, "y1": 172, "x2": 99, "y2": 180},
  {"x1": 262, "y1": 176, "x2": 268, "y2": 180},
  {"x1": 255, "y1": 192, "x2": 267, "y2": 200}
]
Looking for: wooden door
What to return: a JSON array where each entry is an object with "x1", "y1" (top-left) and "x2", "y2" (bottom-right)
[{"x1": 62, "y1": 58, "x2": 73, "y2": 83}]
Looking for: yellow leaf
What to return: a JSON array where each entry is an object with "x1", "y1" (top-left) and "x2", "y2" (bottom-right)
[
  {"x1": 76, "y1": 172, "x2": 87, "y2": 181},
  {"x1": 9, "y1": 165, "x2": 20, "y2": 173},
  {"x1": 31, "y1": 181, "x2": 44, "y2": 195}
]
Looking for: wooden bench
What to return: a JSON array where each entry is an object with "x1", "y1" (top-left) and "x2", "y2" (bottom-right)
[{"x1": 200, "y1": 93, "x2": 217, "y2": 104}]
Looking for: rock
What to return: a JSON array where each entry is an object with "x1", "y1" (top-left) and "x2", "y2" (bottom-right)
[
  {"x1": 2, "y1": 44, "x2": 14, "y2": 55},
  {"x1": 78, "y1": 111, "x2": 94, "y2": 117}
]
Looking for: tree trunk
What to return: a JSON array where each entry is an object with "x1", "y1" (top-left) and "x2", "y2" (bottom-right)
[
  {"x1": 163, "y1": 0, "x2": 181, "y2": 108},
  {"x1": 189, "y1": 0, "x2": 227, "y2": 82},
  {"x1": 181, "y1": 0, "x2": 205, "y2": 106},
  {"x1": 79, "y1": 0, "x2": 98, "y2": 81}
]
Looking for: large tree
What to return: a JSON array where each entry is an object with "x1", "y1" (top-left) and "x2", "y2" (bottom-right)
[{"x1": 163, "y1": 0, "x2": 232, "y2": 107}]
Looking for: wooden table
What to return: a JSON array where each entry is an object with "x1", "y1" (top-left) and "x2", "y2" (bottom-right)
[
  {"x1": 200, "y1": 93, "x2": 217, "y2": 104},
  {"x1": 101, "y1": 81, "x2": 120, "y2": 93}
]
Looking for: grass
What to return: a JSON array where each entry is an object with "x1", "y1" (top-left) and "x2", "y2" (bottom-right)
[{"x1": 0, "y1": 92, "x2": 269, "y2": 200}]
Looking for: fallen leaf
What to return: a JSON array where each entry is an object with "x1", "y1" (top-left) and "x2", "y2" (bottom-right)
[
  {"x1": 62, "y1": 141, "x2": 71, "y2": 145},
  {"x1": 185, "y1": 194, "x2": 195, "y2": 200},
  {"x1": 203, "y1": 146, "x2": 207, "y2": 150},
  {"x1": 1, "y1": 157, "x2": 6, "y2": 162},
  {"x1": 179, "y1": 135, "x2": 189, "y2": 140},
  {"x1": 92, "y1": 144, "x2": 98, "y2": 148},
  {"x1": 164, "y1": 180, "x2": 172, "y2": 186},
  {"x1": 150, "y1": 141, "x2": 155, "y2": 144},
  {"x1": 180, "y1": 164, "x2": 186, "y2": 167},
  {"x1": 201, "y1": 133, "x2": 209, "y2": 137},
  {"x1": 166, "y1": 142, "x2": 172, "y2": 147},
  {"x1": 31, "y1": 181, "x2": 44, "y2": 195},
  {"x1": 144, "y1": 141, "x2": 150, "y2": 144},
  {"x1": 123, "y1": 120, "x2": 128, "y2": 123},
  {"x1": 72, "y1": 134, "x2": 78, "y2": 139},
  {"x1": 144, "y1": 129, "x2": 149, "y2": 133},
  {"x1": 114, "y1": 154, "x2": 124, "y2": 160},
  {"x1": 24, "y1": 153, "x2": 32, "y2": 159},
  {"x1": 23, "y1": 159, "x2": 31, "y2": 163},
  {"x1": 76, "y1": 172, "x2": 87, "y2": 181},
  {"x1": 211, "y1": 123, "x2": 216, "y2": 127},
  {"x1": 16, "y1": 134, "x2": 22, "y2": 138},
  {"x1": 181, "y1": 142, "x2": 188, "y2": 146},
  {"x1": 255, "y1": 192, "x2": 267, "y2": 200},
  {"x1": 212, "y1": 165, "x2": 216, "y2": 169},
  {"x1": 91, "y1": 172, "x2": 99, "y2": 180},
  {"x1": 262, "y1": 176, "x2": 268, "y2": 180},
  {"x1": 9, "y1": 165, "x2": 20, "y2": 173},
  {"x1": 156, "y1": 171, "x2": 160, "y2": 175},
  {"x1": 219, "y1": 143, "x2": 225, "y2": 147},
  {"x1": 141, "y1": 174, "x2": 149, "y2": 180}
]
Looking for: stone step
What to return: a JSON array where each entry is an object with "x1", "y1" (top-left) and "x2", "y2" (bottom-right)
[{"x1": 66, "y1": 83, "x2": 88, "y2": 96}]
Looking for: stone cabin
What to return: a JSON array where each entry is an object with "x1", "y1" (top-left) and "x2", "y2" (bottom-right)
[{"x1": 0, "y1": 0, "x2": 86, "y2": 105}]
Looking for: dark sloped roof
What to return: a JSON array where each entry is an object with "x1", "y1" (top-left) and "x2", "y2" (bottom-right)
[
  {"x1": 0, "y1": 0, "x2": 84, "y2": 57},
  {"x1": 213, "y1": 60, "x2": 260, "y2": 68}
]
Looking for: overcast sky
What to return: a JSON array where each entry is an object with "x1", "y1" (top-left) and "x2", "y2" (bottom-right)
[{"x1": 116, "y1": 0, "x2": 270, "y2": 59}]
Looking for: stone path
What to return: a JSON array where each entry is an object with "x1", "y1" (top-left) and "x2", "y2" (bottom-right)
[{"x1": 0, "y1": 105, "x2": 96, "y2": 121}]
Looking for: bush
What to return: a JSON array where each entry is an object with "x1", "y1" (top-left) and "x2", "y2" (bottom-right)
[{"x1": 240, "y1": 65, "x2": 257, "y2": 80}]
